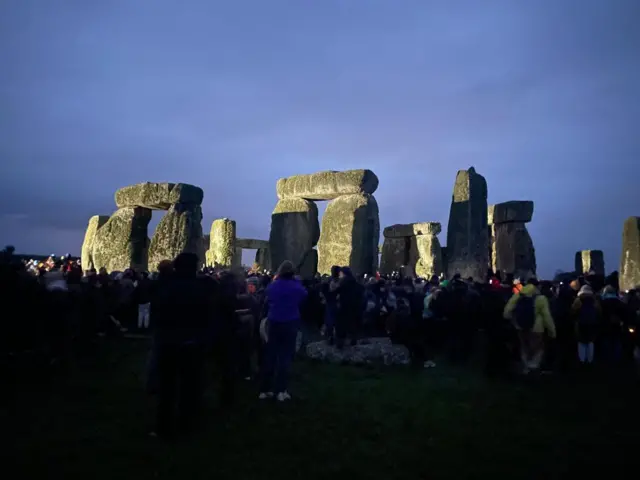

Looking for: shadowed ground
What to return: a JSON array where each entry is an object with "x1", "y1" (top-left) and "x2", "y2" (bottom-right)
[{"x1": 4, "y1": 339, "x2": 639, "y2": 479}]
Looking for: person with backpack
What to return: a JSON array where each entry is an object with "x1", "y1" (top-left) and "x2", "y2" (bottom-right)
[
  {"x1": 571, "y1": 285, "x2": 602, "y2": 366},
  {"x1": 504, "y1": 277, "x2": 556, "y2": 374}
]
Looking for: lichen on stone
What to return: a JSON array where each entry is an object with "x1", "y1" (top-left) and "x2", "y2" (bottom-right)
[
  {"x1": 317, "y1": 193, "x2": 379, "y2": 275},
  {"x1": 148, "y1": 204, "x2": 203, "y2": 270},
  {"x1": 276, "y1": 169, "x2": 379, "y2": 201},
  {"x1": 207, "y1": 218, "x2": 236, "y2": 268},
  {"x1": 115, "y1": 182, "x2": 203, "y2": 210},
  {"x1": 575, "y1": 250, "x2": 605, "y2": 275},
  {"x1": 620, "y1": 217, "x2": 640, "y2": 291},
  {"x1": 491, "y1": 222, "x2": 536, "y2": 279},
  {"x1": 446, "y1": 167, "x2": 489, "y2": 279},
  {"x1": 414, "y1": 235, "x2": 444, "y2": 278},
  {"x1": 383, "y1": 222, "x2": 441, "y2": 238},
  {"x1": 81, "y1": 215, "x2": 109, "y2": 270},
  {"x1": 92, "y1": 207, "x2": 152, "y2": 272}
]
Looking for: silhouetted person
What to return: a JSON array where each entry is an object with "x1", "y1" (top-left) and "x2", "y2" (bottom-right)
[
  {"x1": 213, "y1": 271, "x2": 242, "y2": 407},
  {"x1": 323, "y1": 266, "x2": 341, "y2": 344},
  {"x1": 151, "y1": 253, "x2": 212, "y2": 438},
  {"x1": 483, "y1": 282, "x2": 511, "y2": 377},
  {"x1": 600, "y1": 285, "x2": 626, "y2": 364},
  {"x1": 335, "y1": 267, "x2": 364, "y2": 348},
  {"x1": 553, "y1": 283, "x2": 577, "y2": 372}
]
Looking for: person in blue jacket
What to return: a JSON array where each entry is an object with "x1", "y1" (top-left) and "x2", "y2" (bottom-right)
[{"x1": 259, "y1": 260, "x2": 308, "y2": 402}]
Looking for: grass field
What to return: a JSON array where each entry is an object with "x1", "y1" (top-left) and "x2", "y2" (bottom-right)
[{"x1": 4, "y1": 339, "x2": 639, "y2": 479}]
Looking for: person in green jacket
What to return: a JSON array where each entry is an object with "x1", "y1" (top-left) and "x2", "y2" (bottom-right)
[{"x1": 503, "y1": 278, "x2": 556, "y2": 374}]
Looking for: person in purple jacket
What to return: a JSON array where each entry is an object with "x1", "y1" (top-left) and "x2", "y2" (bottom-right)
[{"x1": 259, "y1": 260, "x2": 308, "y2": 401}]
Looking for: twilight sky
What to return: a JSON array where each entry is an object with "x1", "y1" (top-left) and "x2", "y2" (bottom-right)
[{"x1": 1, "y1": 0, "x2": 639, "y2": 277}]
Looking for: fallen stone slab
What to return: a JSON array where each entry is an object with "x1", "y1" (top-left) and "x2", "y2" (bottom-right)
[
  {"x1": 115, "y1": 182, "x2": 203, "y2": 210},
  {"x1": 276, "y1": 169, "x2": 379, "y2": 200},
  {"x1": 383, "y1": 222, "x2": 441, "y2": 238},
  {"x1": 305, "y1": 337, "x2": 410, "y2": 366},
  {"x1": 488, "y1": 201, "x2": 534, "y2": 224}
]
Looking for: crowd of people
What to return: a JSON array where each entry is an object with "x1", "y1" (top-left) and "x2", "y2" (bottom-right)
[{"x1": 2, "y1": 244, "x2": 639, "y2": 438}]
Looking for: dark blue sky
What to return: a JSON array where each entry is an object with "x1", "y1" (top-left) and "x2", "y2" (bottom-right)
[{"x1": 1, "y1": 0, "x2": 639, "y2": 276}]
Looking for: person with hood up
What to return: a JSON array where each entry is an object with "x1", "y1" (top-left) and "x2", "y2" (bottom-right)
[
  {"x1": 571, "y1": 285, "x2": 602, "y2": 366},
  {"x1": 259, "y1": 261, "x2": 307, "y2": 402},
  {"x1": 504, "y1": 277, "x2": 556, "y2": 374}
]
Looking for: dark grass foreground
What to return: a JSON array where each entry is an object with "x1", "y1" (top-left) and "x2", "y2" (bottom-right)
[{"x1": 4, "y1": 339, "x2": 639, "y2": 479}]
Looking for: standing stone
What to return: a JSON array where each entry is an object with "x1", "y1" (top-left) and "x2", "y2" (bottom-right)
[
  {"x1": 299, "y1": 249, "x2": 318, "y2": 279},
  {"x1": 491, "y1": 223, "x2": 536, "y2": 280},
  {"x1": 488, "y1": 201, "x2": 537, "y2": 279},
  {"x1": 233, "y1": 247, "x2": 243, "y2": 268},
  {"x1": 93, "y1": 207, "x2": 152, "y2": 272},
  {"x1": 380, "y1": 237, "x2": 410, "y2": 275},
  {"x1": 81, "y1": 215, "x2": 109, "y2": 271},
  {"x1": 202, "y1": 234, "x2": 210, "y2": 263},
  {"x1": 318, "y1": 194, "x2": 379, "y2": 276},
  {"x1": 269, "y1": 198, "x2": 320, "y2": 272},
  {"x1": 206, "y1": 218, "x2": 237, "y2": 267},
  {"x1": 414, "y1": 234, "x2": 444, "y2": 278},
  {"x1": 620, "y1": 216, "x2": 640, "y2": 291},
  {"x1": 381, "y1": 222, "x2": 443, "y2": 278},
  {"x1": 148, "y1": 204, "x2": 203, "y2": 270},
  {"x1": 254, "y1": 248, "x2": 271, "y2": 272},
  {"x1": 441, "y1": 246, "x2": 449, "y2": 278},
  {"x1": 575, "y1": 250, "x2": 605, "y2": 275},
  {"x1": 446, "y1": 167, "x2": 489, "y2": 280}
]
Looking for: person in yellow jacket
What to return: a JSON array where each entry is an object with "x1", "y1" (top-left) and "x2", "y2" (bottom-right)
[{"x1": 504, "y1": 278, "x2": 556, "y2": 373}]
